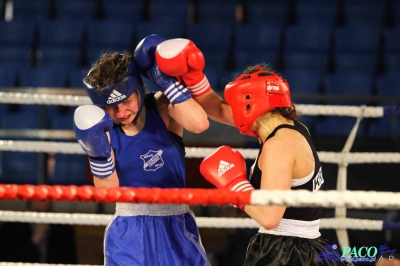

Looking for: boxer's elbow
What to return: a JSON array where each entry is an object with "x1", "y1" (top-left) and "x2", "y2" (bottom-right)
[
  {"x1": 258, "y1": 216, "x2": 282, "y2": 230},
  {"x1": 250, "y1": 206, "x2": 285, "y2": 230},
  {"x1": 190, "y1": 117, "x2": 209, "y2": 134}
]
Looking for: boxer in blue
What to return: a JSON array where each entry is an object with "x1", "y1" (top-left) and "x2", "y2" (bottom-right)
[{"x1": 73, "y1": 34, "x2": 211, "y2": 266}]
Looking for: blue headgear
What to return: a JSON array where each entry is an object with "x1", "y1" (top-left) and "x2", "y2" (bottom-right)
[{"x1": 83, "y1": 61, "x2": 145, "y2": 121}]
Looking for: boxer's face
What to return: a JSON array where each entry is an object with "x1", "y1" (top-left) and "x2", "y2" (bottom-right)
[{"x1": 104, "y1": 92, "x2": 139, "y2": 125}]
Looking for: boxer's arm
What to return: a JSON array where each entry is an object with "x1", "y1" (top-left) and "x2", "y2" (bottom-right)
[
  {"x1": 245, "y1": 137, "x2": 293, "y2": 229},
  {"x1": 135, "y1": 35, "x2": 192, "y2": 106},
  {"x1": 200, "y1": 146, "x2": 254, "y2": 210},
  {"x1": 154, "y1": 91, "x2": 209, "y2": 135},
  {"x1": 194, "y1": 90, "x2": 235, "y2": 127},
  {"x1": 73, "y1": 105, "x2": 116, "y2": 180},
  {"x1": 156, "y1": 39, "x2": 235, "y2": 127},
  {"x1": 93, "y1": 145, "x2": 119, "y2": 188}
]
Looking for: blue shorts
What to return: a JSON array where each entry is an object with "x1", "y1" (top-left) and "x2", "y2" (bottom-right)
[{"x1": 104, "y1": 203, "x2": 210, "y2": 266}]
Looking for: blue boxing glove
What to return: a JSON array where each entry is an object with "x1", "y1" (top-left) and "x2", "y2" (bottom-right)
[
  {"x1": 73, "y1": 105, "x2": 115, "y2": 178},
  {"x1": 134, "y1": 34, "x2": 165, "y2": 73},
  {"x1": 134, "y1": 34, "x2": 191, "y2": 105}
]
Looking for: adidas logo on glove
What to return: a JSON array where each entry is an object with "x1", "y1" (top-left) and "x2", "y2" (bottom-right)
[{"x1": 218, "y1": 160, "x2": 235, "y2": 177}]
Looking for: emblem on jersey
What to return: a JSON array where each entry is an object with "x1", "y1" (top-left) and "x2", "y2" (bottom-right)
[
  {"x1": 140, "y1": 150, "x2": 164, "y2": 171},
  {"x1": 313, "y1": 167, "x2": 324, "y2": 191}
]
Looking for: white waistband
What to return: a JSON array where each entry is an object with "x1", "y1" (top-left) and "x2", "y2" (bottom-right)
[
  {"x1": 115, "y1": 203, "x2": 190, "y2": 216},
  {"x1": 258, "y1": 218, "x2": 321, "y2": 239}
]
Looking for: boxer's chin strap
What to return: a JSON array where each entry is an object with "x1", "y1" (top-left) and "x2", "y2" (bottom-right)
[{"x1": 133, "y1": 90, "x2": 143, "y2": 121}]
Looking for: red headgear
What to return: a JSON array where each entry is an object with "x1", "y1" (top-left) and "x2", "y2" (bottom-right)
[{"x1": 224, "y1": 66, "x2": 292, "y2": 137}]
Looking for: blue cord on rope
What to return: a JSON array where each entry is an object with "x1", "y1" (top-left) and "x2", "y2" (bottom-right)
[
  {"x1": 384, "y1": 107, "x2": 400, "y2": 117},
  {"x1": 382, "y1": 221, "x2": 400, "y2": 230}
]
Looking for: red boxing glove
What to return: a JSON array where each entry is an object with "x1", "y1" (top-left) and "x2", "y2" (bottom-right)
[
  {"x1": 156, "y1": 38, "x2": 211, "y2": 97},
  {"x1": 200, "y1": 146, "x2": 254, "y2": 192}
]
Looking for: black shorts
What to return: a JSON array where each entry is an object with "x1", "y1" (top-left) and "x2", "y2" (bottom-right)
[{"x1": 244, "y1": 233, "x2": 351, "y2": 266}]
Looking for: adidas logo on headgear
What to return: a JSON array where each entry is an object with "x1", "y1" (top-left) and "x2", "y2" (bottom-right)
[
  {"x1": 107, "y1": 90, "x2": 126, "y2": 104},
  {"x1": 218, "y1": 160, "x2": 235, "y2": 176}
]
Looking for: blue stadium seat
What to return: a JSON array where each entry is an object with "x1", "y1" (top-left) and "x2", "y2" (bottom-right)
[
  {"x1": 385, "y1": 53, "x2": 400, "y2": 73},
  {"x1": 0, "y1": 46, "x2": 32, "y2": 68},
  {"x1": 312, "y1": 116, "x2": 366, "y2": 137},
  {"x1": 284, "y1": 22, "x2": 333, "y2": 54},
  {"x1": 1, "y1": 104, "x2": 43, "y2": 129},
  {"x1": 35, "y1": 20, "x2": 85, "y2": 68},
  {"x1": 0, "y1": 19, "x2": 36, "y2": 49},
  {"x1": 54, "y1": 0, "x2": 97, "y2": 20},
  {"x1": 49, "y1": 154, "x2": 89, "y2": 185},
  {"x1": 234, "y1": 48, "x2": 276, "y2": 71},
  {"x1": 12, "y1": 0, "x2": 51, "y2": 20},
  {"x1": 283, "y1": 51, "x2": 327, "y2": 72},
  {"x1": 298, "y1": 115, "x2": 319, "y2": 136},
  {"x1": 334, "y1": 52, "x2": 378, "y2": 73},
  {"x1": 201, "y1": 48, "x2": 231, "y2": 74},
  {"x1": 295, "y1": 0, "x2": 337, "y2": 25},
  {"x1": 186, "y1": 21, "x2": 234, "y2": 72},
  {"x1": 323, "y1": 70, "x2": 374, "y2": 96},
  {"x1": 37, "y1": 19, "x2": 85, "y2": 50},
  {"x1": 150, "y1": 0, "x2": 190, "y2": 25},
  {"x1": 0, "y1": 65, "x2": 18, "y2": 87},
  {"x1": 186, "y1": 21, "x2": 234, "y2": 51},
  {"x1": 0, "y1": 152, "x2": 40, "y2": 184},
  {"x1": 195, "y1": 0, "x2": 237, "y2": 25},
  {"x1": 46, "y1": 105, "x2": 75, "y2": 130},
  {"x1": 46, "y1": 67, "x2": 85, "y2": 130},
  {"x1": 343, "y1": 0, "x2": 386, "y2": 26},
  {"x1": 246, "y1": 0, "x2": 290, "y2": 26},
  {"x1": 383, "y1": 27, "x2": 400, "y2": 55},
  {"x1": 68, "y1": 68, "x2": 86, "y2": 89},
  {"x1": 86, "y1": 47, "x2": 117, "y2": 67},
  {"x1": 217, "y1": 70, "x2": 237, "y2": 91},
  {"x1": 19, "y1": 66, "x2": 68, "y2": 88},
  {"x1": 366, "y1": 117, "x2": 394, "y2": 138},
  {"x1": 203, "y1": 66, "x2": 222, "y2": 91},
  {"x1": 136, "y1": 19, "x2": 185, "y2": 41},
  {"x1": 86, "y1": 20, "x2": 136, "y2": 53},
  {"x1": 282, "y1": 69, "x2": 322, "y2": 97},
  {"x1": 37, "y1": 47, "x2": 81, "y2": 68},
  {"x1": 235, "y1": 23, "x2": 283, "y2": 54},
  {"x1": 333, "y1": 24, "x2": 382, "y2": 54},
  {"x1": 395, "y1": 2, "x2": 400, "y2": 27},
  {"x1": 376, "y1": 71, "x2": 400, "y2": 97},
  {"x1": 102, "y1": 0, "x2": 143, "y2": 22}
]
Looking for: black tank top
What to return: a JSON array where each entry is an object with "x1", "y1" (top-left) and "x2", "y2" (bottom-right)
[{"x1": 249, "y1": 121, "x2": 323, "y2": 221}]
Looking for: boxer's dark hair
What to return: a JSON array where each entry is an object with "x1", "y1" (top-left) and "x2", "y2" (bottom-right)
[{"x1": 84, "y1": 51, "x2": 132, "y2": 92}]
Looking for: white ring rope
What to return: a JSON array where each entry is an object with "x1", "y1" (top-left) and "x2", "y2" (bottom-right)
[
  {"x1": 1, "y1": 140, "x2": 400, "y2": 164},
  {"x1": 249, "y1": 190, "x2": 400, "y2": 209},
  {"x1": 0, "y1": 211, "x2": 387, "y2": 231},
  {"x1": 0, "y1": 91, "x2": 91, "y2": 106},
  {"x1": 0, "y1": 91, "x2": 386, "y2": 117}
]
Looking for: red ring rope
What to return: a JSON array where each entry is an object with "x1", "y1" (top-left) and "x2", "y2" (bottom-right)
[{"x1": 0, "y1": 184, "x2": 252, "y2": 206}]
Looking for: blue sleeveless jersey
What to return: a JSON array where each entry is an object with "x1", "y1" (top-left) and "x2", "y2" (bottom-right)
[{"x1": 109, "y1": 93, "x2": 186, "y2": 188}]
